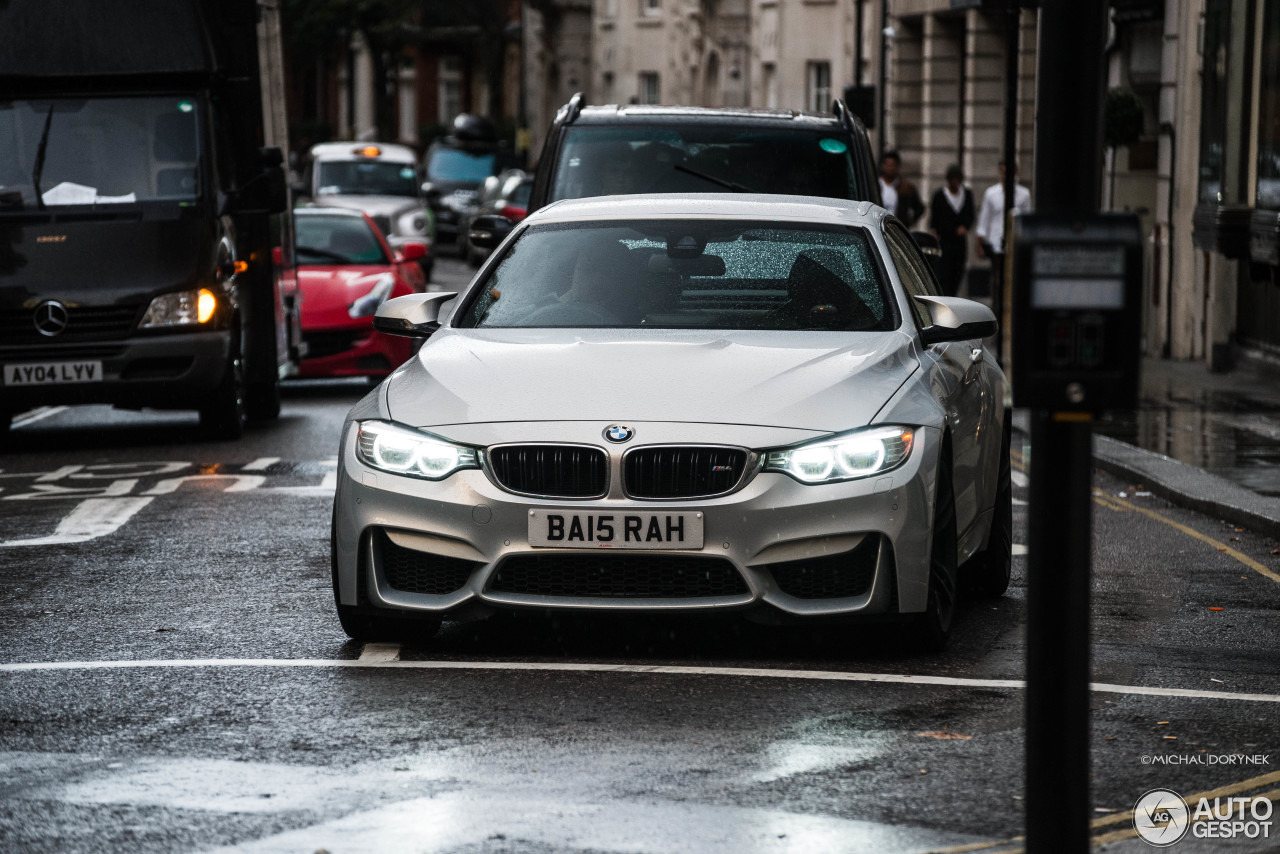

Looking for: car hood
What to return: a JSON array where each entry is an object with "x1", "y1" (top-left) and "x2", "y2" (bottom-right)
[
  {"x1": 385, "y1": 328, "x2": 920, "y2": 433},
  {"x1": 298, "y1": 266, "x2": 393, "y2": 327},
  {"x1": 312, "y1": 196, "x2": 421, "y2": 218}
]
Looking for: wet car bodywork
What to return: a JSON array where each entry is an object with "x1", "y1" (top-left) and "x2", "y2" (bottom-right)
[{"x1": 332, "y1": 194, "x2": 1011, "y2": 649}]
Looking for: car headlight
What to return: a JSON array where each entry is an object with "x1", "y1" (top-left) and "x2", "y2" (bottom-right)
[
  {"x1": 356, "y1": 420, "x2": 479, "y2": 480},
  {"x1": 139, "y1": 288, "x2": 217, "y2": 328},
  {"x1": 349, "y1": 274, "x2": 396, "y2": 318},
  {"x1": 763, "y1": 426, "x2": 914, "y2": 484}
]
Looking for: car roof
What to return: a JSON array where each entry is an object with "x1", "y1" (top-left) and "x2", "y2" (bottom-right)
[
  {"x1": 524, "y1": 193, "x2": 885, "y2": 228},
  {"x1": 308, "y1": 141, "x2": 418, "y2": 163},
  {"x1": 574, "y1": 104, "x2": 844, "y2": 128}
]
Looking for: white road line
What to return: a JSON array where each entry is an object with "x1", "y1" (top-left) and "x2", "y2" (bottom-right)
[
  {"x1": 11, "y1": 406, "x2": 68, "y2": 428},
  {"x1": 0, "y1": 497, "x2": 154, "y2": 547},
  {"x1": 1011, "y1": 470, "x2": 1030, "y2": 488},
  {"x1": 1, "y1": 658, "x2": 1277, "y2": 704},
  {"x1": 1012, "y1": 544, "x2": 1027, "y2": 556},
  {"x1": 241, "y1": 457, "x2": 280, "y2": 472},
  {"x1": 358, "y1": 643, "x2": 401, "y2": 663}
]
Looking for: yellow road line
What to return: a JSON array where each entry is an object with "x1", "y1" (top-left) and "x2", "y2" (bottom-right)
[
  {"x1": 1094, "y1": 490, "x2": 1280, "y2": 585},
  {"x1": 925, "y1": 771, "x2": 1280, "y2": 853}
]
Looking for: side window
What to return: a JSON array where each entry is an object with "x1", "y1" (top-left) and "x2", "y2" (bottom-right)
[{"x1": 883, "y1": 224, "x2": 936, "y2": 328}]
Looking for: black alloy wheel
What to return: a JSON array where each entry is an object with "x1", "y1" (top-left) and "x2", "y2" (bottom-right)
[
  {"x1": 331, "y1": 514, "x2": 442, "y2": 644},
  {"x1": 963, "y1": 416, "x2": 1013, "y2": 598},
  {"x1": 915, "y1": 446, "x2": 958, "y2": 652}
]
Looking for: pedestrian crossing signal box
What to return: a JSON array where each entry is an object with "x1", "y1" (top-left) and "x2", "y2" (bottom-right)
[{"x1": 1011, "y1": 214, "x2": 1143, "y2": 412}]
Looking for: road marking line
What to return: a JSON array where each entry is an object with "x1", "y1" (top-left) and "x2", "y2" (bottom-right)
[
  {"x1": 1010, "y1": 470, "x2": 1029, "y2": 488},
  {"x1": 0, "y1": 497, "x2": 154, "y2": 547},
  {"x1": 11, "y1": 406, "x2": 68, "y2": 428},
  {"x1": 358, "y1": 643, "x2": 401, "y2": 663},
  {"x1": 1091, "y1": 786, "x2": 1280, "y2": 846},
  {"x1": 1012, "y1": 544, "x2": 1027, "y2": 556},
  {"x1": 1087, "y1": 768, "x2": 1280, "y2": 830},
  {"x1": 1093, "y1": 489, "x2": 1280, "y2": 585},
  {"x1": 1, "y1": 658, "x2": 1277, "y2": 703},
  {"x1": 241, "y1": 457, "x2": 280, "y2": 472}
]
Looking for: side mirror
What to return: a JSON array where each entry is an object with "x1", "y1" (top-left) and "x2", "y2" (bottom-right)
[
  {"x1": 916, "y1": 295, "x2": 998, "y2": 346},
  {"x1": 373, "y1": 292, "x2": 458, "y2": 338},
  {"x1": 468, "y1": 215, "x2": 514, "y2": 250},
  {"x1": 398, "y1": 242, "x2": 428, "y2": 263}
]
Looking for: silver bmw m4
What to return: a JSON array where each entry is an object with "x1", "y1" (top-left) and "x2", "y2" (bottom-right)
[{"x1": 332, "y1": 194, "x2": 1011, "y2": 649}]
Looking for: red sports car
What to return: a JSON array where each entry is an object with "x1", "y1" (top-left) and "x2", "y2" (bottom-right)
[{"x1": 295, "y1": 208, "x2": 427, "y2": 378}]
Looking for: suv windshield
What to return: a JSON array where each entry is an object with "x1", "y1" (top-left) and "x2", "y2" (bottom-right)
[
  {"x1": 316, "y1": 160, "x2": 418, "y2": 197},
  {"x1": 0, "y1": 96, "x2": 201, "y2": 206},
  {"x1": 426, "y1": 148, "x2": 499, "y2": 185},
  {"x1": 457, "y1": 220, "x2": 889, "y2": 332},
  {"x1": 550, "y1": 125, "x2": 859, "y2": 203}
]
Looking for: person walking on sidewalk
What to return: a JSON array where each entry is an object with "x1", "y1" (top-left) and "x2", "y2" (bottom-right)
[
  {"x1": 879, "y1": 150, "x2": 925, "y2": 228},
  {"x1": 928, "y1": 164, "x2": 975, "y2": 297},
  {"x1": 974, "y1": 160, "x2": 1032, "y2": 299}
]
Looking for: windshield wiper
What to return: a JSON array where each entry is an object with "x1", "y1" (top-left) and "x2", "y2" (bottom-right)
[
  {"x1": 32, "y1": 104, "x2": 55, "y2": 211},
  {"x1": 674, "y1": 162, "x2": 753, "y2": 193}
]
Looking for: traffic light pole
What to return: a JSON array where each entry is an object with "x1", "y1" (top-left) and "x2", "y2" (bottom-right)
[{"x1": 1025, "y1": 1, "x2": 1109, "y2": 850}]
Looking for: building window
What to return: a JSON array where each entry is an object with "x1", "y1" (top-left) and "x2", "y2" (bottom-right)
[
  {"x1": 1257, "y1": 2, "x2": 1280, "y2": 208},
  {"x1": 603, "y1": 0, "x2": 618, "y2": 17},
  {"x1": 1198, "y1": 0, "x2": 1231, "y2": 204},
  {"x1": 639, "y1": 72, "x2": 660, "y2": 104},
  {"x1": 640, "y1": 0, "x2": 660, "y2": 16},
  {"x1": 807, "y1": 61, "x2": 831, "y2": 113},
  {"x1": 602, "y1": 71, "x2": 615, "y2": 102},
  {"x1": 763, "y1": 63, "x2": 778, "y2": 109},
  {"x1": 438, "y1": 56, "x2": 461, "y2": 126}
]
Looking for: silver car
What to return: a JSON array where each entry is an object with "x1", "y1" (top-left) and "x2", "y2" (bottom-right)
[{"x1": 332, "y1": 194, "x2": 1011, "y2": 650}]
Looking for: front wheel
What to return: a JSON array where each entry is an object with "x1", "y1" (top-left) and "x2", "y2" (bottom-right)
[
  {"x1": 199, "y1": 339, "x2": 246, "y2": 440},
  {"x1": 964, "y1": 416, "x2": 1012, "y2": 598},
  {"x1": 914, "y1": 449, "x2": 958, "y2": 652}
]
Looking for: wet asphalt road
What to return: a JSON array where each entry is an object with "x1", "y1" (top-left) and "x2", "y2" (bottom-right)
[{"x1": 2, "y1": 260, "x2": 1280, "y2": 853}]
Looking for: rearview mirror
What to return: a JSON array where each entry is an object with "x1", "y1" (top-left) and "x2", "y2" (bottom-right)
[
  {"x1": 398, "y1": 242, "x2": 428, "y2": 263},
  {"x1": 468, "y1": 215, "x2": 514, "y2": 250},
  {"x1": 373, "y1": 292, "x2": 457, "y2": 338},
  {"x1": 916, "y1": 295, "x2": 997, "y2": 345}
]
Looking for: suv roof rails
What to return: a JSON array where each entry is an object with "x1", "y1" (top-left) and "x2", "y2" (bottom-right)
[{"x1": 557, "y1": 92, "x2": 586, "y2": 126}]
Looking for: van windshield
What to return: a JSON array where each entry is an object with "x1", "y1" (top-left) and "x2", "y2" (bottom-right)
[
  {"x1": 550, "y1": 125, "x2": 860, "y2": 203},
  {"x1": 0, "y1": 96, "x2": 201, "y2": 207}
]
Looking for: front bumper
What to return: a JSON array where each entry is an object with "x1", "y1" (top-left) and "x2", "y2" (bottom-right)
[
  {"x1": 0, "y1": 331, "x2": 230, "y2": 412},
  {"x1": 333, "y1": 424, "x2": 939, "y2": 621}
]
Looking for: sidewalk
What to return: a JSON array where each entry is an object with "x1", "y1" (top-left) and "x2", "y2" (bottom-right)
[{"x1": 1013, "y1": 356, "x2": 1280, "y2": 539}]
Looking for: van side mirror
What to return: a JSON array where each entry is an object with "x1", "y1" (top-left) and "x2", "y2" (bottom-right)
[
  {"x1": 916, "y1": 295, "x2": 997, "y2": 345},
  {"x1": 373, "y1": 292, "x2": 458, "y2": 338},
  {"x1": 468, "y1": 215, "x2": 513, "y2": 250}
]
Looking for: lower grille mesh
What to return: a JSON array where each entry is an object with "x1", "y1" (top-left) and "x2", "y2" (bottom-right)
[
  {"x1": 766, "y1": 536, "x2": 880, "y2": 599},
  {"x1": 377, "y1": 529, "x2": 478, "y2": 595},
  {"x1": 488, "y1": 553, "x2": 748, "y2": 598}
]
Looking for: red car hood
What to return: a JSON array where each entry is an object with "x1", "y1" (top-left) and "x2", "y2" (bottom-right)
[{"x1": 299, "y1": 265, "x2": 395, "y2": 329}]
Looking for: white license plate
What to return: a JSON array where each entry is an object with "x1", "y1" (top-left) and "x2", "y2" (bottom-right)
[
  {"x1": 3, "y1": 360, "x2": 103, "y2": 386},
  {"x1": 528, "y1": 510, "x2": 704, "y2": 550}
]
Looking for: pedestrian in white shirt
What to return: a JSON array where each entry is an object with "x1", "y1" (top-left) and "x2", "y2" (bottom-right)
[{"x1": 974, "y1": 160, "x2": 1032, "y2": 301}]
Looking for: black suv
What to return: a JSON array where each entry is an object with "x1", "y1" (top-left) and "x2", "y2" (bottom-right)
[
  {"x1": 526, "y1": 95, "x2": 882, "y2": 213},
  {"x1": 423, "y1": 114, "x2": 521, "y2": 249}
]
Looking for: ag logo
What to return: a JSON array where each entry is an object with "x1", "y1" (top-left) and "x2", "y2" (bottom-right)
[
  {"x1": 603, "y1": 424, "x2": 634, "y2": 443},
  {"x1": 1133, "y1": 788, "x2": 1190, "y2": 847}
]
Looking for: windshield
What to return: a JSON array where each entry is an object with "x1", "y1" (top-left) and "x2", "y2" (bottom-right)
[
  {"x1": 0, "y1": 96, "x2": 201, "y2": 207},
  {"x1": 427, "y1": 148, "x2": 499, "y2": 184},
  {"x1": 457, "y1": 220, "x2": 890, "y2": 331},
  {"x1": 550, "y1": 125, "x2": 860, "y2": 203},
  {"x1": 316, "y1": 160, "x2": 418, "y2": 197},
  {"x1": 295, "y1": 215, "x2": 389, "y2": 265}
]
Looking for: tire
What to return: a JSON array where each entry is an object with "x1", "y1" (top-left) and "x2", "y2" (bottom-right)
[
  {"x1": 964, "y1": 416, "x2": 1012, "y2": 598},
  {"x1": 245, "y1": 377, "x2": 281, "y2": 421},
  {"x1": 914, "y1": 445, "x2": 958, "y2": 652},
  {"x1": 199, "y1": 335, "x2": 246, "y2": 440},
  {"x1": 331, "y1": 514, "x2": 441, "y2": 643}
]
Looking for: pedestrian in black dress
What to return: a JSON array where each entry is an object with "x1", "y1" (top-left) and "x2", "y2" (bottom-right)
[{"x1": 928, "y1": 164, "x2": 975, "y2": 297}]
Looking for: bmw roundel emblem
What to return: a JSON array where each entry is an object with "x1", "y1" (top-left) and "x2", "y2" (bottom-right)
[{"x1": 604, "y1": 424, "x2": 634, "y2": 443}]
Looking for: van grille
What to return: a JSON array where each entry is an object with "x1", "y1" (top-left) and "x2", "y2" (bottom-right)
[
  {"x1": 624, "y1": 446, "x2": 749, "y2": 498},
  {"x1": 488, "y1": 445, "x2": 607, "y2": 498},
  {"x1": 0, "y1": 304, "x2": 139, "y2": 343}
]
